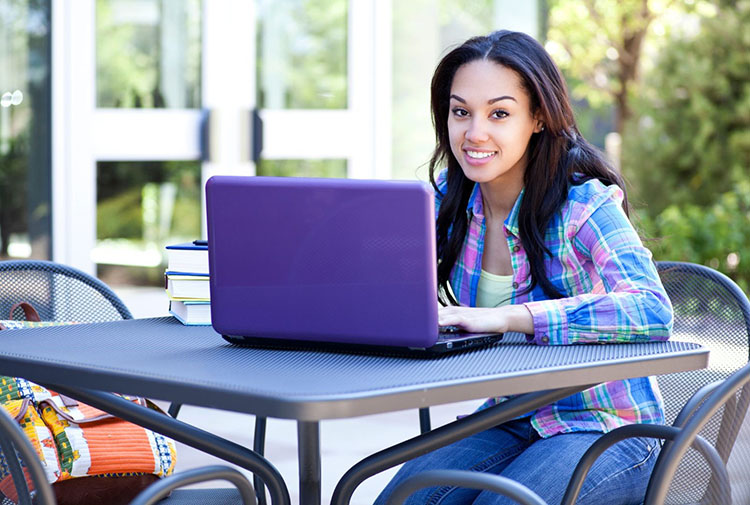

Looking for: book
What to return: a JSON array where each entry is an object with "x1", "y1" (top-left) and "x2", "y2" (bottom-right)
[
  {"x1": 165, "y1": 272, "x2": 210, "y2": 300},
  {"x1": 165, "y1": 241, "x2": 209, "y2": 275},
  {"x1": 169, "y1": 300, "x2": 211, "y2": 325}
]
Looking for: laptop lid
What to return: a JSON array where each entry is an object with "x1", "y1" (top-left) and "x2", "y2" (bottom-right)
[{"x1": 205, "y1": 175, "x2": 440, "y2": 348}]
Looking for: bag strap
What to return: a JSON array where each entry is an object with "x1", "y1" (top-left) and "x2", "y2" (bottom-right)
[
  {"x1": 40, "y1": 397, "x2": 115, "y2": 423},
  {"x1": 8, "y1": 302, "x2": 42, "y2": 322},
  {"x1": 11, "y1": 398, "x2": 32, "y2": 422},
  {"x1": 39, "y1": 394, "x2": 149, "y2": 424}
]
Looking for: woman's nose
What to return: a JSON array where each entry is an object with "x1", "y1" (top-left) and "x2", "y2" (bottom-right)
[{"x1": 465, "y1": 118, "x2": 489, "y2": 143}]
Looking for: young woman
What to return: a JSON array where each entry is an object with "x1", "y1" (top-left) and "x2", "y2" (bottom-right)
[{"x1": 374, "y1": 30, "x2": 673, "y2": 505}]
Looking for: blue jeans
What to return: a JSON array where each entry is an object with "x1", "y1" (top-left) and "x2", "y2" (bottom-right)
[{"x1": 374, "y1": 417, "x2": 659, "y2": 505}]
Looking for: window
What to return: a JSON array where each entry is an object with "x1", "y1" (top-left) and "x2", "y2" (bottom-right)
[
  {"x1": 94, "y1": 160, "x2": 201, "y2": 282},
  {"x1": 0, "y1": 0, "x2": 52, "y2": 259},
  {"x1": 256, "y1": 0, "x2": 347, "y2": 110},
  {"x1": 96, "y1": 0, "x2": 202, "y2": 108}
]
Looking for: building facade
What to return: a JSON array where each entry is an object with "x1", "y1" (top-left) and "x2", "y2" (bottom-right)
[{"x1": 1, "y1": 0, "x2": 540, "y2": 278}]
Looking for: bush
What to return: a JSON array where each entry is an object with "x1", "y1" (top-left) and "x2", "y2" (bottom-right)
[
  {"x1": 638, "y1": 180, "x2": 750, "y2": 292},
  {"x1": 624, "y1": 1, "x2": 750, "y2": 290}
]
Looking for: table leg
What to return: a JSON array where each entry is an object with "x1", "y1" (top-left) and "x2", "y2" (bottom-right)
[
  {"x1": 418, "y1": 407, "x2": 431, "y2": 434},
  {"x1": 298, "y1": 420, "x2": 321, "y2": 505},
  {"x1": 255, "y1": 416, "x2": 269, "y2": 505}
]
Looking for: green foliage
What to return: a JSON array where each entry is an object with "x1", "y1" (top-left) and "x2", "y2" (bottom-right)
[
  {"x1": 257, "y1": 159, "x2": 346, "y2": 178},
  {"x1": 256, "y1": 0, "x2": 347, "y2": 109},
  {"x1": 624, "y1": 1, "x2": 750, "y2": 216},
  {"x1": 95, "y1": 0, "x2": 201, "y2": 108},
  {"x1": 96, "y1": 0, "x2": 155, "y2": 107},
  {"x1": 623, "y1": 2, "x2": 750, "y2": 287},
  {"x1": 547, "y1": 0, "x2": 696, "y2": 134},
  {"x1": 547, "y1": 0, "x2": 624, "y2": 109},
  {"x1": 0, "y1": 134, "x2": 29, "y2": 256},
  {"x1": 638, "y1": 180, "x2": 750, "y2": 292},
  {"x1": 96, "y1": 161, "x2": 201, "y2": 241},
  {"x1": 97, "y1": 187, "x2": 143, "y2": 239},
  {"x1": 625, "y1": 2, "x2": 750, "y2": 216},
  {"x1": 569, "y1": 92, "x2": 615, "y2": 149},
  {"x1": 287, "y1": 0, "x2": 348, "y2": 109}
]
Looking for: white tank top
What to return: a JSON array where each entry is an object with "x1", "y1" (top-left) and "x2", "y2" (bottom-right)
[{"x1": 475, "y1": 269, "x2": 513, "y2": 308}]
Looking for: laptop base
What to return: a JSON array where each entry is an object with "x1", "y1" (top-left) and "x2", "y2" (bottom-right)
[{"x1": 222, "y1": 332, "x2": 503, "y2": 358}]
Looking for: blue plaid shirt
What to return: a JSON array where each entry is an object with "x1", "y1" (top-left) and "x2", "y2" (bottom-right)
[{"x1": 435, "y1": 169, "x2": 673, "y2": 436}]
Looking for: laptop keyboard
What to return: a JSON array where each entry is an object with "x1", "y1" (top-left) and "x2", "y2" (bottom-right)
[
  {"x1": 439, "y1": 325, "x2": 461, "y2": 333},
  {"x1": 438, "y1": 325, "x2": 464, "y2": 339}
]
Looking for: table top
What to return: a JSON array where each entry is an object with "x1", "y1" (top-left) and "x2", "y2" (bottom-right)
[{"x1": 0, "y1": 317, "x2": 708, "y2": 421}]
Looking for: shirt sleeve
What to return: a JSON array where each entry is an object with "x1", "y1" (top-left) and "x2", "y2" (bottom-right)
[{"x1": 523, "y1": 191, "x2": 673, "y2": 345}]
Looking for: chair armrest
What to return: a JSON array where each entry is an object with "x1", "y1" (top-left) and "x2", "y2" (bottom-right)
[
  {"x1": 0, "y1": 437, "x2": 32, "y2": 505},
  {"x1": 129, "y1": 466, "x2": 257, "y2": 505},
  {"x1": 385, "y1": 470, "x2": 546, "y2": 505},
  {"x1": 561, "y1": 424, "x2": 730, "y2": 505}
]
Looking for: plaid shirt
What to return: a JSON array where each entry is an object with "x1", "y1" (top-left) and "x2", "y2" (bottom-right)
[{"x1": 435, "y1": 170, "x2": 673, "y2": 437}]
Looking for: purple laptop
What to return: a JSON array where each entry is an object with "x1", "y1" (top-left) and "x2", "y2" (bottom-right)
[{"x1": 205, "y1": 175, "x2": 502, "y2": 355}]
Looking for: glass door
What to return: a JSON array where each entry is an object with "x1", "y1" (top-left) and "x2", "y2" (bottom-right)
[
  {"x1": 255, "y1": 0, "x2": 390, "y2": 180},
  {"x1": 0, "y1": 1, "x2": 52, "y2": 260},
  {"x1": 53, "y1": 0, "x2": 208, "y2": 279},
  {"x1": 54, "y1": 0, "x2": 390, "y2": 279}
]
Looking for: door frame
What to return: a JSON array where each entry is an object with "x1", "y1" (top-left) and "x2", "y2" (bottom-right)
[{"x1": 52, "y1": 0, "x2": 391, "y2": 274}]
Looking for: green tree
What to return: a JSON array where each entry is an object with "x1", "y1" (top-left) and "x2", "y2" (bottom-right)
[
  {"x1": 546, "y1": 0, "x2": 689, "y2": 136},
  {"x1": 626, "y1": 1, "x2": 750, "y2": 287},
  {"x1": 625, "y1": 1, "x2": 750, "y2": 215}
]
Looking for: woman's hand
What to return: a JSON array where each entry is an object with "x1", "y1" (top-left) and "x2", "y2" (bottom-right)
[{"x1": 438, "y1": 304, "x2": 535, "y2": 334}]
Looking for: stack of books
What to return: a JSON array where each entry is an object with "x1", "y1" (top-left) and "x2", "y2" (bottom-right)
[{"x1": 165, "y1": 240, "x2": 211, "y2": 325}]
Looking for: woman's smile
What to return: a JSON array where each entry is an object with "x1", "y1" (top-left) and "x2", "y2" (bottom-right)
[{"x1": 464, "y1": 149, "x2": 497, "y2": 165}]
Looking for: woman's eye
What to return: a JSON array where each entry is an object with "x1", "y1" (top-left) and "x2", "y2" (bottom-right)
[
  {"x1": 451, "y1": 107, "x2": 469, "y2": 117},
  {"x1": 491, "y1": 110, "x2": 509, "y2": 119}
]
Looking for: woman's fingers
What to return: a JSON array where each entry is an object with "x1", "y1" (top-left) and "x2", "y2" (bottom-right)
[{"x1": 438, "y1": 306, "x2": 505, "y2": 333}]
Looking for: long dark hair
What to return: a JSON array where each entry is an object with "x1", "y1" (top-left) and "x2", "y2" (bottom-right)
[{"x1": 430, "y1": 30, "x2": 628, "y2": 305}]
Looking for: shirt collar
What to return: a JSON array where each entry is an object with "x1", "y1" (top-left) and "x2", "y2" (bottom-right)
[
  {"x1": 467, "y1": 183, "x2": 483, "y2": 217},
  {"x1": 465, "y1": 183, "x2": 525, "y2": 237},
  {"x1": 505, "y1": 188, "x2": 524, "y2": 236}
]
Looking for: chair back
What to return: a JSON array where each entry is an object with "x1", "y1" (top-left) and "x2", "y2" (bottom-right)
[
  {"x1": 0, "y1": 260, "x2": 132, "y2": 322},
  {"x1": 647, "y1": 362, "x2": 750, "y2": 505},
  {"x1": 655, "y1": 261, "x2": 750, "y2": 504}
]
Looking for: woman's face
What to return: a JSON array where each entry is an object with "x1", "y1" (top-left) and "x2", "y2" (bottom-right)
[{"x1": 447, "y1": 59, "x2": 542, "y2": 185}]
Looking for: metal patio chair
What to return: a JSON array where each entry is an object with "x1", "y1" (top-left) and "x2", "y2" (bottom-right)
[
  {"x1": 0, "y1": 259, "x2": 133, "y2": 322},
  {"x1": 386, "y1": 360, "x2": 750, "y2": 505},
  {"x1": 386, "y1": 261, "x2": 750, "y2": 504},
  {"x1": 0, "y1": 260, "x2": 262, "y2": 505},
  {"x1": 653, "y1": 261, "x2": 750, "y2": 503},
  {"x1": 0, "y1": 405, "x2": 257, "y2": 505}
]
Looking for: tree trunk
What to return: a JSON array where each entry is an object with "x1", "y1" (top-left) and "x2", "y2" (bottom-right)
[{"x1": 614, "y1": 0, "x2": 651, "y2": 135}]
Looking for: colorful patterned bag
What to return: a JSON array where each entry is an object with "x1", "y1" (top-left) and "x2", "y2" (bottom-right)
[{"x1": 0, "y1": 305, "x2": 177, "y2": 505}]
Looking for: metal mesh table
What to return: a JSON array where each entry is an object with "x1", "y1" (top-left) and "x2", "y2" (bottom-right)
[{"x1": 0, "y1": 317, "x2": 708, "y2": 505}]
